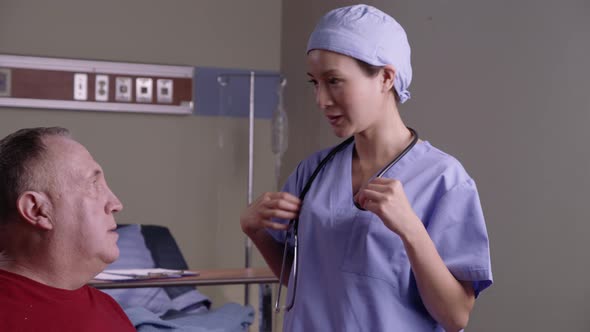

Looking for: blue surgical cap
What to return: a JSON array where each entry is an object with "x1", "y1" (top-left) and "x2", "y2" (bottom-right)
[{"x1": 307, "y1": 4, "x2": 412, "y2": 103}]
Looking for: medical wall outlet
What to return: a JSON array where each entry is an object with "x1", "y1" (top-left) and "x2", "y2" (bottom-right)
[
  {"x1": 0, "y1": 54, "x2": 193, "y2": 115},
  {"x1": 115, "y1": 77, "x2": 132, "y2": 102},
  {"x1": 95, "y1": 74, "x2": 109, "y2": 102},
  {"x1": 135, "y1": 77, "x2": 153, "y2": 103},
  {"x1": 0, "y1": 68, "x2": 11, "y2": 97},
  {"x1": 73, "y1": 73, "x2": 88, "y2": 100},
  {"x1": 157, "y1": 79, "x2": 173, "y2": 103}
]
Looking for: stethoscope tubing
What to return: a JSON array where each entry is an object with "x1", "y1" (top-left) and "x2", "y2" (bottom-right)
[{"x1": 275, "y1": 127, "x2": 419, "y2": 312}]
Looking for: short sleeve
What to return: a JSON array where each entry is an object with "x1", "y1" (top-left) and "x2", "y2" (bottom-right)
[{"x1": 426, "y1": 179, "x2": 493, "y2": 297}]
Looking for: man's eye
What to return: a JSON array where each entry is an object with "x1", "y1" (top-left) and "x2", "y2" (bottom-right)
[{"x1": 307, "y1": 79, "x2": 318, "y2": 86}]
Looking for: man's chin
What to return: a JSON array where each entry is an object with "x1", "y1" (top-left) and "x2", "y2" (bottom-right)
[{"x1": 102, "y1": 247, "x2": 120, "y2": 265}]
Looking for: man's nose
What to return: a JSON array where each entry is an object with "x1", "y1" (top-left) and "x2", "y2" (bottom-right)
[{"x1": 106, "y1": 188, "x2": 123, "y2": 214}]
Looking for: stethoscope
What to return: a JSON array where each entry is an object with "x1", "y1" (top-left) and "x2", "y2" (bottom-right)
[{"x1": 275, "y1": 127, "x2": 419, "y2": 312}]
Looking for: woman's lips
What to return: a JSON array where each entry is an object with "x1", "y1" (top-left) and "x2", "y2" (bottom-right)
[{"x1": 326, "y1": 114, "x2": 343, "y2": 126}]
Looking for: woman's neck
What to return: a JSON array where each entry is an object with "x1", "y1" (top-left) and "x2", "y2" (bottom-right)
[{"x1": 353, "y1": 111, "x2": 413, "y2": 169}]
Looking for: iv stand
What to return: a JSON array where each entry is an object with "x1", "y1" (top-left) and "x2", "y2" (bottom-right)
[{"x1": 217, "y1": 72, "x2": 286, "y2": 308}]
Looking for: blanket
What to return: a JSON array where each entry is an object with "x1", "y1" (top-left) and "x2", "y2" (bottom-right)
[{"x1": 125, "y1": 303, "x2": 254, "y2": 332}]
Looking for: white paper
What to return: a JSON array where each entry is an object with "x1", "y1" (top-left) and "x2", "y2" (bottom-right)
[{"x1": 94, "y1": 268, "x2": 198, "y2": 281}]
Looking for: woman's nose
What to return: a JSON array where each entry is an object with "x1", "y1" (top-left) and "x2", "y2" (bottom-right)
[{"x1": 315, "y1": 84, "x2": 333, "y2": 109}]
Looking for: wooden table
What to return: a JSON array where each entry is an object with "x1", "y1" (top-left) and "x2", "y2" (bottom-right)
[{"x1": 89, "y1": 267, "x2": 278, "y2": 289}]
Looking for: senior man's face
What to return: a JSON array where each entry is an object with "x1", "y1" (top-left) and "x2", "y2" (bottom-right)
[{"x1": 43, "y1": 136, "x2": 123, "y2": 268}]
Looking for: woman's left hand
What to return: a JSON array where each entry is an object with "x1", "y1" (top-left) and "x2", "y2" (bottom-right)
[
  {"x1": 357, "y1": 177, "x2": 475, "y2": 331},
  {"x1": 355, "y1": 177, "x2": 420, "y2": 236}
]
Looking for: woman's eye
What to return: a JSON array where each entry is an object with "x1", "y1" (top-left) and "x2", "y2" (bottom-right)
[
  {"x1": 328, "y1": 77, "x2": 341, "y2": 85},
  {"x1": 307, "y1": 79, "x2": 318, "y2": 86}
]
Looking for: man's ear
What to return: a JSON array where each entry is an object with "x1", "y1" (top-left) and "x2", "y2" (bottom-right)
[
  {"x1": 381, "y1": 65, "x2": 396, "y2": 93},
  {"x1": 16, "y1": 191, "x2": 53, "y2": 230}
]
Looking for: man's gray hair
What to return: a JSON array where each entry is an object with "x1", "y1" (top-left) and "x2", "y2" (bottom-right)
[{"x1": 0, "y1": 127, "x2": 70, "y2": 224}]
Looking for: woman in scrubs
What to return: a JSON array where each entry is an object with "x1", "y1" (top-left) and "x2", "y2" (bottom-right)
[{"x1": 240, "y1": 4, "x2": 492, "y2": 331}]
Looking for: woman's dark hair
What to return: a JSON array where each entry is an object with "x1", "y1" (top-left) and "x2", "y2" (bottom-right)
[{"x1": 355, "y1": 59, "x2": 401, "y2": 103}]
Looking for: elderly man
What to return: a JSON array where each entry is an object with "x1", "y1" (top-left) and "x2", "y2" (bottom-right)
[{"x1": 0, "y1": 127, "x2": 134, "y2": 331}]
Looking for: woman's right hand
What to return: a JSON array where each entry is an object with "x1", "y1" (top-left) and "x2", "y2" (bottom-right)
[{"x1": 240, "y1": 192, "x2": 301, "y2": 237}]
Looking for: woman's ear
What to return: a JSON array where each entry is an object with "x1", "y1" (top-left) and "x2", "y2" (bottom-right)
[
  {"x1": 16, "y1": 191, "x2": 53, "y2": 230},
  {"x1": 381, "y1": 65, "x2": 396, "y2": 93}
]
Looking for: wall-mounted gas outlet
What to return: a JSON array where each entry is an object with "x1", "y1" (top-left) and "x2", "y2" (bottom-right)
[
  {"x1": 0, "y1": 54, "x2": 193, "y2": 114},
  {"x1": 95, "y1": 74, "x2": 109, "y2": 101},
  {"x1": 157, "y1": 79, "x2": 173, "y2": 103},
  {"x1": 115, "y1": 77, "x2": 132, "y2": 102},
  {"x1": 0, "y1": 68, "x2": 11, "y2": 97},
  {"x1": 73, "y1": 73, "x2": 88, "y2": 100},
  {"x1": 136, "y1": 77, "x2": 152, "y2": 103}
]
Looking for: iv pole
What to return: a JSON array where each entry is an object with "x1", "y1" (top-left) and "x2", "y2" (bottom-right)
[
  {"x1": 246, "y1": 71, "x2": 255, "y2": 300},
  {"x1": 216, "y1": 72, "x2": 287, "y2": 308}
]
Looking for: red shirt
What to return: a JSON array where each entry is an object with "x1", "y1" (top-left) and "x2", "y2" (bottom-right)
[{"x1": 0, "y1": 269, "x2": 135, "y2": 332}]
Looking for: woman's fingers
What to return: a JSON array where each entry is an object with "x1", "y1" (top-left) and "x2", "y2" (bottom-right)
[
  {"x1": 265, "y1": 196, "x2": 300, "y2": 212},
  {"x1": 369, "y1": 177, "x2": 394, "y2": 185},
  {"x1": 266, "y1": 192, "x2": 301, "y2": 206},
  {"x1": 251, "y1": 192, "x2": 301, "y2": 230},
  {"x1": 262, "y1": 220, "x2": 291, "y2": 231},
  {"x1": 261, "y1": 207, "x2": 299, "y2": 220},
  {"x1": 357, "y1": 188, "x2": 386, "y2": 209}
]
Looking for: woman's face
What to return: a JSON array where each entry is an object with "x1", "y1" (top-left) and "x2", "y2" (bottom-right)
[{"x1": 306, "y1": 49, "x2": 386, "y2": 138}]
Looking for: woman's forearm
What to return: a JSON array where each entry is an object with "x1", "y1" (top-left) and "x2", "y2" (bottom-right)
[
  {"x1": 400, "y1": 219, "x2": 475, "y2": 331},
  {"x1": 248, "y1": 229, "x2": 292, "y2": 286}
]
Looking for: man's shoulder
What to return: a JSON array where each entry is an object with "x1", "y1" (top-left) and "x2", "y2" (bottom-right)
[
  {"x1": 85, "y1": 284, "x2": 127, "y2": 309},
  {"x1": 0, "y1": 282, "x2": 134, "y2": 332}
]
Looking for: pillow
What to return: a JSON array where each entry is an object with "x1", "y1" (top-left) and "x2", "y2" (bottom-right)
[
  {"x1": 139, "y1": 225, "x2": 211, "y2": 311},
  {"x1": 109, "y1": 224, "x2": 154, "y2": 269},
  {"x1": 100, "y1": 224, "x2": 175, "y2": 315}
]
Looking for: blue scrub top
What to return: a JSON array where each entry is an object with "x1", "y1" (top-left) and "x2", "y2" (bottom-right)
[{"x1": 268, "y1": 141, "x2": 493, "y2": 331}]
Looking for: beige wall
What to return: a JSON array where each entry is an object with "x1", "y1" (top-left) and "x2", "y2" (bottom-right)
[
  {"x1": 0, "y1": 0, "x2": 282, "y2": 323},
  {"x1": 281, "y1": 0, "x2": 590, "y2": 331},
  {"x1": 4, "y1": 0, "x2": 590, "y2": 330}
]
